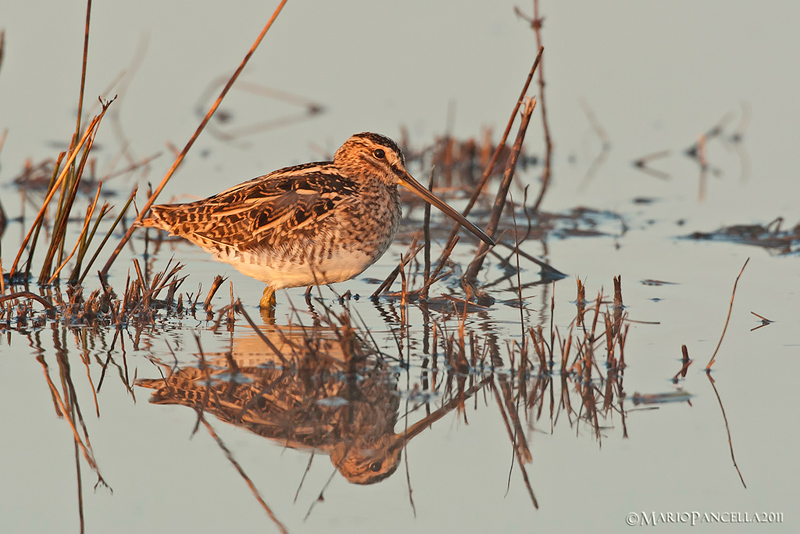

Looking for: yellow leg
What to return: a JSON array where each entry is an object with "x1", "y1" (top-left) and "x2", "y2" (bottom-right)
[{"x1": 260, "y1": 286, "x2": 276, "y2": 308}]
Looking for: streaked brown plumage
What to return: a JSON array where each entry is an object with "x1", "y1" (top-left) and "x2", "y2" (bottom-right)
[{"x1": 142, "y1": 132, "x2": 493, "y2": 307}]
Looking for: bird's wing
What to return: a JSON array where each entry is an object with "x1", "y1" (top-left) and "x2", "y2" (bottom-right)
[{"x1": 146, "y1": 164, "x2": 359, "y2": 252}]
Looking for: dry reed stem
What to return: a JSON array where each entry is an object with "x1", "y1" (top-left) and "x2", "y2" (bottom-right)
[
  {"x1": 202, "y1": 275, "x2": 226, "y2": 313},
  {"x1": 73, "y1": 0, "x2": 92, "y2": 149},
  {"x1": 490, "y1": 380, "x2": 538, "y2": 508},
  {"x1": 706, "y1": 373, "x2": 747, "y2": 488},
  {"x1": 10, "y1": 107, "x2": 110, "y2": 277},
  {"x1": 77, "y1": 186, "x2": 137, "y2": 285},
  {"x1": 422, "y1": 168, "x2": 434, "y2": 300},
  {"x1": 632, "y1": 150, "x2": 670, "y2": 180},
  {"x1": 37, "y1": 355, "x2": 107, "y2": 485},
  {"x1": 47, "y1": 186, "x2": 104, "y2": 284},
  {"x1": 529, "y1": 1, "x2": 552, "y2": 213},
  {"x1": 372, "y1": 238, "x2": 421, "y2": 297},
  {"x1": 98, "y1": 272, "x2": 121, "y2": 327},
  {"x1": 465, "y1": 97, "x2": 537, "y2": 281},
  {"x1": 510, "y1": 198, "x2": 526, "y2": 338},
  {"x1": 0, "y1": 291, "x2": 56, "y2": 310},
  {"x1": 101, "y1": 0, "x2": 288, "y2": 277},
  {"x1": 705, "y1": 257, "x2": 749, "y2": 371},
  {"x1": 672, "y1": 345, "x2": 693, "y2": 382},
  {"x1": 414, "y1": 236, "x2": 459, "y2": 300},
  {"x1": 234, "y1": 300, "x2": 288, "y2": 365},
  {"x1": 439, "y1": 48, "x2": 543, "y2": 257},
  {"x1": 22, "y1": 154, "x2": 65, "y2": 277},
  {"x1": 198, "y1": 414, "x2": 288, "y2": 534},
  {"x1": 749, "y1": 311, "x2": 773, "y2": 332}
]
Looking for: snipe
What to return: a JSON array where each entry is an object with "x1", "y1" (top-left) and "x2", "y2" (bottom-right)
[{"x1": 142, "y1": 132, "x2": 493, "y2": 307}]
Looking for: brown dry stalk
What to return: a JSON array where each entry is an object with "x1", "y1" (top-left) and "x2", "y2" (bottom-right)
[
  {"x1": 422, "y1": 168, "x2": 434, "y2": 300},
  {"x1": 101, "y1": 0, "x2": 288, "y2": 277},
  {"x1": 37, "y1": 355, "x2": 105, "y2": 481},
  {"x1": 528, "y1": 0, "x2": 552, "y2": 213},
  {"x1": 439, "y1": 47, "x2": 543, "y2": 257},
  {"x1": 198, "y1": 415, "x2": 288, "y2": 534},
  {"x1": 706, "y1": 257, "x2": 750, "y2": 371},
  {"x1": 234, "y1": 300, "x2": 288, "y2": 365},
  {"x1": 372, "y1": 238, "x2": 421, "y2": 297},
  {"x1": 464, "y1": 97, "x2": 537, "y2": 281},
  {"x1": 202, "y1": 275, "x2": 226, "y2": 312},
  {"x1": 77, "y1": 185, "x2": 138, "y2": 285},
  {"x1": 706, "y1": 373, "x2": 747, "y2": 488},
  {"x1": 672, "y1": 345, "x2": 693, "y2": 382},
  {"x1": 47, "y1": 186, "x2": 104, "y2": 285},
  {"x1": 0, "y1": 291, "x2": 56, "y2": 310},
  {"x1": 10, "y1": 108, "x2": 109, "y2": 277},
  {"x1": 413, "y1": 236, "x2": 458, "y2": 300},
  {"x1": 74, "y1": 0, "x2": 92, "y2": 147}
]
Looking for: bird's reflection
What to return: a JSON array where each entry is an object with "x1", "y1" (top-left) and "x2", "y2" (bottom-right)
[{"x1": 138, "y1": 320, "x2": 478, "y2": 485}]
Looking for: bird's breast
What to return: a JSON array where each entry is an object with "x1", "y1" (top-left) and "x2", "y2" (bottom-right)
[{"x1": 220, "y1": 183, "x2": 402, "y2": 289}]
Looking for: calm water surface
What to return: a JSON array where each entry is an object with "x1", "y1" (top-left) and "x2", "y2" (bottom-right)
[{"x1": 1, "y1": 1, "x2": 798, "y2": 532}]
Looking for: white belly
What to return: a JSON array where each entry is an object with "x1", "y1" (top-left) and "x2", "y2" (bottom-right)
[{"x1": 227, "y1": 248, "x2": 379, "y2": 289}]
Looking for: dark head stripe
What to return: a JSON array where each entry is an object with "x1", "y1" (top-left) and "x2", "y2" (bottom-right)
[{"x1": 352, "y1": 132, "x2": 404, "y2": 162}]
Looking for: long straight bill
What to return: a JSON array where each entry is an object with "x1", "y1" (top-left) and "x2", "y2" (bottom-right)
[{"x1": 398, "y1": 172, "x2": 495, "y2": 246}]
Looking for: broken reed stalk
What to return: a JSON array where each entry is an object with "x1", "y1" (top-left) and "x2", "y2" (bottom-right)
[
  {"x1": 439, "y1": 48, "x2": 543, "y2": 258},
  {"x1": 0, "y1": 291, "x2": 56, "y2": 310},
  {"x1": 528, "y1": 0, "x2": 552, "y2": 213},
  {"x1": 706, "y1": 257, "x2": 750, "y2": 371},
  {"x1": 100, "y1": 0, "x2": 288, "y2": 278},
  {"x1": 202, "y1": 275, "x2": 226, "y2": 313},
  {"x1": 98, "y1": 272, "x2": 121, "y2": 327},
  {"x1": 576, "y1": 277, "x2": 586, "y2": 327},
  {"x1": 672, "y1": 344, "x2": 693, "y2": 383},
  {"x1": 464, "y1": 97, "x2": 536, "y2": 281}
]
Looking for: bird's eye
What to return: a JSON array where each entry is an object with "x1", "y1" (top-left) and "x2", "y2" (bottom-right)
[
  {"x1": 369, "y1": 462, "x2": 382, "y2": 472},
  {"x1": 373, "y1": 148, "x2": 385, "y2": 159}
]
